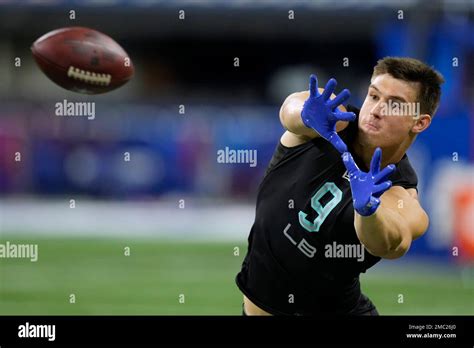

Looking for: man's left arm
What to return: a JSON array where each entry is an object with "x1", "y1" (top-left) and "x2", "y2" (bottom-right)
[{"x1": 354, "y1": 186, "x2": 429, "y2": 259}]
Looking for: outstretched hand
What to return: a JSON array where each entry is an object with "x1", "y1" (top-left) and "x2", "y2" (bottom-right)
[
  {"x1": 342, "y1": 147, "x2": 396, "y2": 216},
  {"x1": 301, "y1": 74, "x2": 356, "y2": 153}
]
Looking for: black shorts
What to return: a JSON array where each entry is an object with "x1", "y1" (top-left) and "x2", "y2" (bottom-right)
[{"x1": 242, "y1": 293, "x2": 379, "y2": 316}]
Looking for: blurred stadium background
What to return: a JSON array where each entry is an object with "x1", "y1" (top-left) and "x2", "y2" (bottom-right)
[{"x1": 0, "y1": 0, "x2": 473, "y2": 315}]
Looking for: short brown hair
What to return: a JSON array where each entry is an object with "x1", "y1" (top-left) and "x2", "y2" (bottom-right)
[{"x1": 372, "y1": 57, "x2": 444, "y2": 116}]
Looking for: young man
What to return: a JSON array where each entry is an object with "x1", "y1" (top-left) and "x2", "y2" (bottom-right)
[{"x1": 236, "y1": 57, "x2": 444, "y2": 315}]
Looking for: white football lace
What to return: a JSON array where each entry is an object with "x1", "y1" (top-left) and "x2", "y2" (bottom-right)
[{"x1": 67, "y1": 66, "x2": 111, "y2": 86}]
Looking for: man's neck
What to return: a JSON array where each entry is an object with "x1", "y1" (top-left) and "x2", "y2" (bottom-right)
[{"x1": 352, "y1": 134, "x2": 413, "y2": 169}]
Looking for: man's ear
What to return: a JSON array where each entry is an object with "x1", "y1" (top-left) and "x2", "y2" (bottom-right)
[{"x1": 411, "y1": 114, "x2": 431, "y2": 134}]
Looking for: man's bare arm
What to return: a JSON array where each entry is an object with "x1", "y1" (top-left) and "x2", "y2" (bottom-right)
[{"x1": 354, "y1": 187, "x2": 429, "y2": 259}]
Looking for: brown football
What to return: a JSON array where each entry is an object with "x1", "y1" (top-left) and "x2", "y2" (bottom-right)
[{"x1": 31, "y1": 27, "x2": 134, "y2": 94}]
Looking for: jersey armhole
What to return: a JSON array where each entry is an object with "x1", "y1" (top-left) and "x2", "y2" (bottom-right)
[
  {"x1": 263, "y1": 139, "x2": 314, "y2": 178},
  {"x1": 279, "y1": 139, "x2": 313, "y2": 150}
]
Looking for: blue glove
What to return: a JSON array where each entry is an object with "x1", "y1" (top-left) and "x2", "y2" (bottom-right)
[
  {"x1": 301, "y1": 74, "x2": 356, "y2": 153},
  {"x1": 342, "y1": 148, "x2": 395, "y2": 216}
]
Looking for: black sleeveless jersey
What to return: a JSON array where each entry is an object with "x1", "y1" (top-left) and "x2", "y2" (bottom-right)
[{"x1": 236, "y1": 105, "x2": 418, "y2": 315}]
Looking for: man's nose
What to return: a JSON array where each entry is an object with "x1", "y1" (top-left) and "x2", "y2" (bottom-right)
[{"x1": 370, "y1": 101, "x2": 383, "y2": 119}]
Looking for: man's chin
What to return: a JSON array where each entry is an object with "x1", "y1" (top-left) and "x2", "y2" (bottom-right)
[{"x1": 357, "y1": 130, "x2": 382, "y2": 148}]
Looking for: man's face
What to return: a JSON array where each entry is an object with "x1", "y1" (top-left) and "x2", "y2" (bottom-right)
[{"x1": 358, "y1": 73, "x2": 421, "y2": 148}]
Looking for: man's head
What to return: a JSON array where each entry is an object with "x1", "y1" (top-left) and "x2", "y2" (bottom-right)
[{"x1": 358, "y1": 57, "x2": 444, "y2": 150}]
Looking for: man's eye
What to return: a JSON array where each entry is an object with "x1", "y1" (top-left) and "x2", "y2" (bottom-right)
[
  {"x1": 370, "y1": 94, "x2": 378, "y2": 100},
  {"x1": 391, "y1": 101, "x2": 401, "y2": 108}
]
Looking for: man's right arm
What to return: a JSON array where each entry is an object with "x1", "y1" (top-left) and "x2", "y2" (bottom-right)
[{"x1": 279, "y1": 89, "x2": 351, "y2": 148}]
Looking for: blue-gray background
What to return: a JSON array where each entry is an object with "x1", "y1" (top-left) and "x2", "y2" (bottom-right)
[{"x1": 0, "y1": 0, "x2": 472, "y2": 315}]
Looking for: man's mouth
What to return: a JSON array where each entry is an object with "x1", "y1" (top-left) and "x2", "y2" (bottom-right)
[{"x1": 365, "y1": 122, "x2": 379, "y2": 131}]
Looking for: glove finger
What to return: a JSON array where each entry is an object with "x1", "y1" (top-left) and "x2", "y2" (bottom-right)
[
  {"x1": 342, "y1": 150, "x2": 359, "y2": 173},
  {"x1": 370, "y1": 147, "x2": 382, "y2": 175},
  {"x1": 328, "y1": 132, "x2": 348, "y2": 153},
  {"x1": 309, "y1": 74, "x2": 319, "y2": 98},
  {"x1": 328, "y1": 89, "x2": 351, "y2": 108},
  {"x1": 374, "y1": 164, "x2": 396, "y2": 182},
  {"x1": 321, "y1": 78, "x2": 337, "y2": 101},
  {"x1": 373, "y1": 180, "x2": 392, "y2": 197},
  {"x1": 334, "y1": 111, "x2": 356, "y2": 122}
]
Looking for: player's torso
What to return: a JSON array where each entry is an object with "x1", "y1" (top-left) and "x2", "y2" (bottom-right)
[{"x1": 253, "y1": 138, "x2": 380, "y2": 288}]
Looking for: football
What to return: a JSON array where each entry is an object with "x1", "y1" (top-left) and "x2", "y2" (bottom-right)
[{"x1": 31, "y1": 27, "x2": 134, "y2": 94}]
